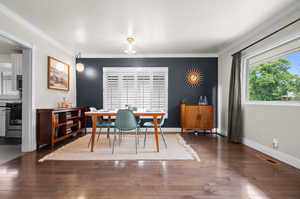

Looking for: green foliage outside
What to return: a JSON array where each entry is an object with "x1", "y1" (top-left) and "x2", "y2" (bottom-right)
[{"x1": 249, "y1": 58, "x2": 300, "y2": 101}]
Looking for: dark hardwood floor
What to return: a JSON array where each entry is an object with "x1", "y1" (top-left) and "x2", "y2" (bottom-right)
[{"x1": 0, "y1": 133, "x2": 300, "y2": 199}]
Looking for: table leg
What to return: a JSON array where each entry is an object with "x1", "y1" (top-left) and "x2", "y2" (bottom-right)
[
  {"x1": 91, "y1": 116, "x2": 97, "y2": 152},
  {"x1": 153, "y1": 116, "x2": 160, "y2": 152}
]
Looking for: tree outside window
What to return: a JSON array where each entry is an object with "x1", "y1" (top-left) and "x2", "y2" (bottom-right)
[{"x1": 249, "y1": 51, "x2": 300, "y2": 101}]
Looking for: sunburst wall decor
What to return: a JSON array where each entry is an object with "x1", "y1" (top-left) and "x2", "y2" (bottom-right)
[{"x1": 185, "y1": 68, "x2": 203, "y2": 88}]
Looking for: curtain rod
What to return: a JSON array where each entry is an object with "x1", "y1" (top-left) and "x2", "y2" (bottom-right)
[{"x1": 232, "y1": 17, "x2": 300, "y2": 56}]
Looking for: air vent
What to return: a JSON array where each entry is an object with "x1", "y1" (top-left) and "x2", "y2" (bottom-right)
[{"x1": 256, "y1": 153, "x2": 280, "y2": 165}]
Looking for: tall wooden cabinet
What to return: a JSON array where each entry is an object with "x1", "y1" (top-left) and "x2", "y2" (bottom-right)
[
  {"x1": 180, "y1": 104, "x2": 213, "y2": 132},
  {"x1": 36, "y1": 107, "x2": 86, "y2": 149}
]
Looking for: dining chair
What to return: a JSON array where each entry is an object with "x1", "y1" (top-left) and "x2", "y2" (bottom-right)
[
  {"x1": 142, "y1": 116, "x2": 167, "y2": 148},
  {"x1": 88, "y1": 117, "x2": 115, "y2": 147},
  {"x1": 128, "y1": 106, "x2": 142, "y2": 126},
  {"x1": 113, "y1": 109, "x2": 139, "y2": 154},
  {"x1": 88, "y1": 107, "x2": 115, "y2": 147}
]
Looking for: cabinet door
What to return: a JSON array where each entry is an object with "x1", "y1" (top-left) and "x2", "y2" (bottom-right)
[
  {"x1": 183, "y1": 106, "x2": 199, "y2": 129},
  {"x1": 198, "y1": 106, "x2": 213, "y2": 129}
]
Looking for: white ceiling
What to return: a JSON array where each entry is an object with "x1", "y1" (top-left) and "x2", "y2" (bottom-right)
[{"x1": 0, "y1": 0, "x2": 298, "y2": 56}]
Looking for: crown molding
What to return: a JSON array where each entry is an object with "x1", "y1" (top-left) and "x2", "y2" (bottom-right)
[
  {"x1": 218, "y1": 3, "x2": 300, "y2": 55},
  {"x1": 0, "y1": 3, "x2": 74, "y2": 56},
  {"x1": 81, "y1": 53, "x2": 218, "y2": 58}
]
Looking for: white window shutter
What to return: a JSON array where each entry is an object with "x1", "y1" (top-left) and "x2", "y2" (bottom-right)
[{"x1": 103, "y1": 67, "x2": 168, "y2": 112}]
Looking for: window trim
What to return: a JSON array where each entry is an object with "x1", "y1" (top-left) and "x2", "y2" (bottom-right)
[{"x1": 242, "y1": 34, "x2": 300, "y2": 106}]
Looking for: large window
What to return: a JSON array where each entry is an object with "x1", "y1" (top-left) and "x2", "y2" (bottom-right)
[
  {"x1": 245, "y1": 37, "x2": 300, "y2": 103},
  {"x1": 103, "y1": 67, "x2": 168, "y2": 112}
]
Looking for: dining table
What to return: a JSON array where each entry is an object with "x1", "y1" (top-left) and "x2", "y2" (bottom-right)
[{"x1": 85, "y1": 111, "x2": 166, "y2": 152}]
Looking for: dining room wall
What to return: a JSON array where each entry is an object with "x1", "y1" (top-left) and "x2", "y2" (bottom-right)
[{"x1": 76, "y1": 57, "x2": 218, "y2": 128}]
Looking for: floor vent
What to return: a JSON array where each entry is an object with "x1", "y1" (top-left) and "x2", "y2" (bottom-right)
[{"x1": 256, "y1": 154, "x2": 280, "y2": 165}]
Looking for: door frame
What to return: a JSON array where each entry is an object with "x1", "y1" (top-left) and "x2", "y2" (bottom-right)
[{"x1": 0, "y1": 30, "x2": 36, "y2": 152}]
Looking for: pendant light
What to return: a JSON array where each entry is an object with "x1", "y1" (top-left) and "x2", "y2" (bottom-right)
[{"x1": 124, "y1": 37, "x2": 136, "y2": 55}]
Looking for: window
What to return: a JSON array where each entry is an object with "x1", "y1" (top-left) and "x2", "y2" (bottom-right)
[
  {"x1": 1, "y1": 71, "x2": 13, "y2": 94},
  {"x1": 103, "y1": 67, "x2": 168, "y2": 112},
  {"x1": 245, "y1": 37, "x2": 300, "y2": 103}
]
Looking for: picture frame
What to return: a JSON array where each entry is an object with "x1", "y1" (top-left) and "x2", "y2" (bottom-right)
[{"x1": 48, "y1": 56, "x2": 70, "y2": 91}]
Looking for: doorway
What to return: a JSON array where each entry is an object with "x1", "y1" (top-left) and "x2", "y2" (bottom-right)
[{"x1": 0, "y1": 32, "x2": 34, "y2": 165}]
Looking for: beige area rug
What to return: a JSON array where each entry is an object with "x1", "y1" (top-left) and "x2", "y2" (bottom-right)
[{"x1": 39, "y1": 134, "x2": 200, "y2": 162}]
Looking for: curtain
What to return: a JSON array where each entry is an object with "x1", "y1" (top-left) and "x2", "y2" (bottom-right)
[{"x1": 228, "y1": 52, "x2": 243, "y2": 143}]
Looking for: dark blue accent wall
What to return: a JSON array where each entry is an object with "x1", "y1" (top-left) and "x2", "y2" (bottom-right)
[{"x1": 76, "y1": 58, "x2": 218, "y2": 127}]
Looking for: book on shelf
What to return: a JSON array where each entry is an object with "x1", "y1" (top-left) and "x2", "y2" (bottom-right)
[
  {"x1": 66, "y1": 129, "x2": 72, "y2": 134},
  {"x1": 66, "y1": 120, "x2": 73, "y2": 126},
  {"x1": 54, "y1": 114, "x2": 59, "y2": 124},
  {"x1": 66, "y1": 112, "x2": 72, "y2": 119}
]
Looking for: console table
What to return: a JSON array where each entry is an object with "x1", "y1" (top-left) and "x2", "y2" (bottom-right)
[{"x1": 36, "y1": 107, "x2": 86, "y2": 149}]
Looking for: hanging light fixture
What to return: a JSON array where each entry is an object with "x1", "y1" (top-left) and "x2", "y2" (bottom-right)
[
  {"x1": 75, "y1": 52, "x2": 85, "y2": 72},
  {"x1": 124, "y1": 37, "x2": 136, "y2": 55}
]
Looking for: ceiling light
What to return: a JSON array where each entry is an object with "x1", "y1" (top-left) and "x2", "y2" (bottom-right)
[
  {"x1": 75, "y1": 52, "x2": 85, "y2": 72},
  {"x1": 124, "y1": 37, "x2": 136, "y2": 55}
]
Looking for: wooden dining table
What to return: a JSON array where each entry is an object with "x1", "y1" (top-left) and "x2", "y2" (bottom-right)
[{"x1": 85, "y1": 111, "x2": 166, "y2": 152}]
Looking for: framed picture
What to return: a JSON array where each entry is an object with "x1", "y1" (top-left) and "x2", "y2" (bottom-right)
[{"x1": 48, "y1": 56, "x2": 70, "y2": 91}]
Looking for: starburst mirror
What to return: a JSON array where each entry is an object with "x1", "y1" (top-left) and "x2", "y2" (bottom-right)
[{"x1": 185, "y1": 68, "x2": 203, "y2": 88}]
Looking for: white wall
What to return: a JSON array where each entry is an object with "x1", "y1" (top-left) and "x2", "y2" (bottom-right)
[
  {"x1": 218, "y1": 8, "x2": 300, "y2": 169},
  {"x1": 0, "y1": 7, "x2": 76, "y2": 108},
  {"x1": 0, "y1": 54, "x2": 11, "y2": 62}
]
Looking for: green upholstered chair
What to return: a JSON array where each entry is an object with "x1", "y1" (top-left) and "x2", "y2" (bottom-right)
[
  {"x1": 88, "y1": 107, "x2": 115, "y2": 147},
  {"x1": 113, "y1": 109, "x2": 139, "y2": 154},
  {"x1": 142, "y1": 116, "x2": 167, "y2": 148}
]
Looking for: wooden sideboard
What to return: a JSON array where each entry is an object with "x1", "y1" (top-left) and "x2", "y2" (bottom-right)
[
  {"x1": 36, "y1": 107, "x2": 86, "y2": 149},
  {"x1": 180, "y1": 104, "x2": 213, "y2": 133}
]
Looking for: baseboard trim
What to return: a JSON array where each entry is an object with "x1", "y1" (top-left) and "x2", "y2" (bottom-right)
[{"x1": 243, "y1": 138, "x2": 300, "y2": 170}]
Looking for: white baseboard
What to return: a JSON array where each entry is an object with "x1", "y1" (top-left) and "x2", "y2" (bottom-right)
[
  {"x1": 243, "y1": 138, "x2": 300, "y2": 170},
  {"x1": 86, "y1": 127, "x2": 182, "y2": 133}
]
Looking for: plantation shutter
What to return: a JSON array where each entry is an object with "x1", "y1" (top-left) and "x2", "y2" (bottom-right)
[{"x1": 103, "y1": 67, "x2": 168, "y2": 112}]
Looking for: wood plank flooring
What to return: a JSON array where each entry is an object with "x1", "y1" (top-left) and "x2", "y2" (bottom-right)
[{"x1": 0, "y1": 134, "x2": 300, "y2": 199}]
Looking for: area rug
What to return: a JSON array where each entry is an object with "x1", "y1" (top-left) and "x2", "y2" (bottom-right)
[{"x1": 39, "y1": 134, "x2": 200, "y2": 162}]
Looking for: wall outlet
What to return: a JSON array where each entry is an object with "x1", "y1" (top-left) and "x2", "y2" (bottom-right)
[{"x1": 272, "y1": 138, "x2": 279, "y2": 149}]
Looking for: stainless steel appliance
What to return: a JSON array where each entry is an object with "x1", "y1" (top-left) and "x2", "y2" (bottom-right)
[{"x1": 5, "y1": 103, "x2": 22, "y2": 138}]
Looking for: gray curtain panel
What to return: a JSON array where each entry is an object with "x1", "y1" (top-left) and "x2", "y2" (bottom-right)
[{"x1": 228, "y1": 52, "x2": 243, "y2": 143}]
